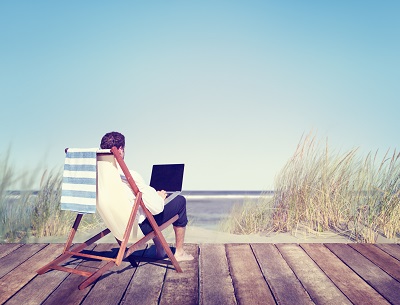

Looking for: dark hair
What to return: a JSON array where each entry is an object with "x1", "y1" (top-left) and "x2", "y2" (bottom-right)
[{"x1": 100, "y1": 131, "x2": 125, "y2": 149}]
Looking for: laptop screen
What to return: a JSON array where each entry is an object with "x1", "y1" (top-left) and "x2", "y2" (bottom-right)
[{"x1": 149, "y1": 164, "x2": 185, "y2": 192}]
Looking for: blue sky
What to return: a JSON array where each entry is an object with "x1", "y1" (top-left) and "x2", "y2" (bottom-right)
[{"x1": 1, "y1": 1, "x2": 399, "y2": 190}]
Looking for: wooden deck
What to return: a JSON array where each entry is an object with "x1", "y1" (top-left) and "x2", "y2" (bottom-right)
[{"x1": 0, "y1": 243, "x2": 399, "y2": 305}]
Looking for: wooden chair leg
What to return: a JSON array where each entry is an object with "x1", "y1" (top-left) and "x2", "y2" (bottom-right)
[
  {"x1": 37, "y1": 213, "x2": 83, "y2": 275},
  {"x1": 124, "y1": 214, "x2": 182, "y2": 273},
  {"x1": 152, "y1": 223, "x2": 182, "y2": 273},
  {"x1": 63, "y1": 213, "x2": 83, "y2": 253},
  {"x1": 78, "y1": 261, "x2": 115, "y2": 290},
  {"x1": 37, "y1": 212, "x2": 111, "y2": 275},
  {"x1": 38, "y1": 184, "x2": 182, "y2": 288}
]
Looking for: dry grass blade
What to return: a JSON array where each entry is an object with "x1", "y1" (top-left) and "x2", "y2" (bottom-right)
[{"x1": 222, "y1": 132, "x2": 399, "y2": 243}]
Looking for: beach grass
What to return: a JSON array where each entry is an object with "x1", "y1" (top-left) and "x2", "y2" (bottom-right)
[
  {"x1": 2, "y1": 134, "x2": 399, "y2": 244},
  {"x1": 222, "y1": 133, "x2": 400, "y2": 243},
  {"x1": 218, "y1": 194, "x2": 274, "y2": 235},
  {"x1": 0, "y1": 150, "x2": 103, "y2": 242},
  {"x1": 0, "y1": 147, "x2": 36, "y2": 241},
  {"x1": 30, "y1": 169, "x2": 103, "y2": 238}
]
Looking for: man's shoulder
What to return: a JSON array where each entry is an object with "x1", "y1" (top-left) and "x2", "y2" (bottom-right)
[
  {"x1": 118, "y1": 167, "x2": 143, "y2": 181},
  {"x1": 129, "y1": 170, "x2": 145, "y2": 182}
]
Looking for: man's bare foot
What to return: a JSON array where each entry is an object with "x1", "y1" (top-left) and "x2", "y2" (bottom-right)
[{"x1": 174, "y1": 251, "x2": 194, "y2": 262}]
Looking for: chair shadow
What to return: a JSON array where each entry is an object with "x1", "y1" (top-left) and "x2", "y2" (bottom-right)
[
  {"x1": 126, "y1": 244, "x2": 176, "y2": 269},
  {"x1": 96, "y1": 245, "x2": 177, "y2": 282},
  {"x1": 61, "y1": 244, "x2": 177, "y2": 285},
  {"x1": 63, "y1": 247, "x2": 121, "y2": 269}
]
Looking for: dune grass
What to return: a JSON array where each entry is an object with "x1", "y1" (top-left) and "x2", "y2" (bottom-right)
[
  {"x1": 2, "y1": 135, "x2": 399, "y2": 243},
  {"x1": 0, "y1": 150, "x2": 103, "y2": 242},
  {"x1": 218, "y1": 194, "x2": 274, "y2": 235},
  {"x1": 0, "y1": 147, "x2": 37, "y2": 241},
  {"x1": 222, "y1": 133, "x2": 400, "y2": 243}
]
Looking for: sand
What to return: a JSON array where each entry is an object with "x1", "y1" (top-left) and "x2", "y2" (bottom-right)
[{"x1": 28, "y1": 224, "x2": 399, "y2": 245}]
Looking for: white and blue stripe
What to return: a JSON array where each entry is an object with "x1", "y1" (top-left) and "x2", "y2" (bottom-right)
[{"x1": 61, "y1": 148, "x2": 98, "y2": 213}]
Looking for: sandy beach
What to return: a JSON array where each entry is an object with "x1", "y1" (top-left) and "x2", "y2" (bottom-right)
[
  {"x1": 5, "y1": 190, "x2": 396, "y2": 245},
  {"x1": 27, "y1": 223, "x2": 398, "y2": 245},
  {"x1": 24, "y1": 190, "x2": 398, "y2": 245}
]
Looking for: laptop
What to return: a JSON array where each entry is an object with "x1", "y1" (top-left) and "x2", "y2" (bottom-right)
[{"x1": 150, "y1": 164, "x2": 185, "y2": 204}]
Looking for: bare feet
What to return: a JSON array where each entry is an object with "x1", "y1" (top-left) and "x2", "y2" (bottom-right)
[
  {"x1": 155, "y1": 248, "x2": 193, "y2": 262},
  {"x1": 174, "y1": 251, "x2": 194, "y2": 262}
]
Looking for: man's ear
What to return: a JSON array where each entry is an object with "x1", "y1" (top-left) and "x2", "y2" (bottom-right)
[{"x1": 117, "y1": 146, "x2": 125, "y2": 157}]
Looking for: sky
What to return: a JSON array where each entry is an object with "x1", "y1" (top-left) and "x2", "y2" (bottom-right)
[{"x1": 1, "y1": 1, "x2": 399, "y2": 190}]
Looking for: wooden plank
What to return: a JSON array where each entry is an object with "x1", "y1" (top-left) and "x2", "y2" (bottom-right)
[
  {"x1": 0, "y1": 243, "x2": 46, "y2": 278},
  {"x1": 326, "y1": 243, "x2": 400, "y2": 305},
  {"x1": 226, "y1": 243, "x2": 275, "y2": 305},
  {"x1": 301, "y1": 243, "x2": 390, "y2": 305},
  {"x1": 2, "y1": 242, "x2": 399, "y2": 305},
  {"x1": 120, "y1": 244, "x2": 167, "y2": 305},
  {"x1": 0, "y1": 243, "x2": 63, "y2": 304},
  {"x1": 4, "y1": 244, "x2": 97, "y2": 305},
  {"x1": 349, "y1": 243, "x2": 400, "y2": 281},
  {"x1": 252, "y1": 243, "x2": 313, "y2": 305},
  {"x1": 82, "y1": 244, "x2": 146, "y2": 305},
  {"x1": 41, "y1": 243, "x2": 117, "y2": 305},
  {"x1": 375, "y1": 243, "x2": 400, "y2": 261},
  {"x1": 0, "y1": 244, "x2": 23, "y2": 259},
  {"x1": 159, "y1": 244, "x2": 199, "y2": 305},
  {"x1": 276, "y1": 243, "x2": 351, "y2": 305},
  {"x1": 199, "y1": 244, "x2": 236, "y2": 305}
]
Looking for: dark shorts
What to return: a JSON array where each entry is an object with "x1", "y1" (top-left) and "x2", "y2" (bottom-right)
[{"x1": 139, "y1": 195, "x2": 188, "y2": 235}]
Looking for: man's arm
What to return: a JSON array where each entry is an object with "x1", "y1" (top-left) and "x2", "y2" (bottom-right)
[{"x1": 130, "y1": 170, "x2": 165, "y2": 215}]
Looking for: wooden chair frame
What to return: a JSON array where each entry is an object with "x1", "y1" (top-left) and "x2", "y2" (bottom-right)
[{"x1": 37, "y1": 146, "x2": 182, "y2": 290}]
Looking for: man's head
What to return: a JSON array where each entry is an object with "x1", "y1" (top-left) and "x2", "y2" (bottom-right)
[{"x1": 100, "y1": 131, "x2": 125, "y2": 157}]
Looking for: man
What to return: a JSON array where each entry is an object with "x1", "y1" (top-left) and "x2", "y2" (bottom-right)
[{"x1": 100, "y1": 131, "x2": 193, "y2": 261}]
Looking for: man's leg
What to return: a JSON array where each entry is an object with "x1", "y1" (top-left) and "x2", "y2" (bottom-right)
[
  {"x1": 153, "y1": 225, "x2": 193, "y2": 261},
  {"x1": 140, "y1": 195, "x2": 193, "y2": 261},
  {"x1": 173, "y1": 225, "x2": 193, "y2": 261},
  {"x1": 152, "y1": 236, "x2": 166, "y2": 258}
]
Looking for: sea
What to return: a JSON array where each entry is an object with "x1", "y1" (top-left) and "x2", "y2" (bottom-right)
[
  {"x1": 3, "y1": 190, "x2": 274, "y2": 231},
  {"x1": 182, "y1": 190, "x2": 273, "y2": 230}
]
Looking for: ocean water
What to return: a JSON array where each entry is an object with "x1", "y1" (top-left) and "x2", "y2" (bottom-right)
[
  {"x1": 4, "y1": 190, "x2": 274, "y2": 231},
  {"x1": 182, "y1": 190, "x2": 273, "y2": 230}
]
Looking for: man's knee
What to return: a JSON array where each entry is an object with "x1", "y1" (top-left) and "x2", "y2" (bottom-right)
[
  {"x1": 174, "y1": 195, "x2": 186, "y2": 208},
  {"x1": 172, "y1": 195, "x2": 188, "y2": 227}
]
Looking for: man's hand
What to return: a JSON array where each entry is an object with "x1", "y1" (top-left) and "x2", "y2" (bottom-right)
[{"x1": 157, "y1": 190, "x2": 167, "y2": 201}]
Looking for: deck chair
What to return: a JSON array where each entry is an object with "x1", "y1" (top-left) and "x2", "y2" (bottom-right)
[{"x1": 37, "y1": 147, "x2": 182, "y2": 290}]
